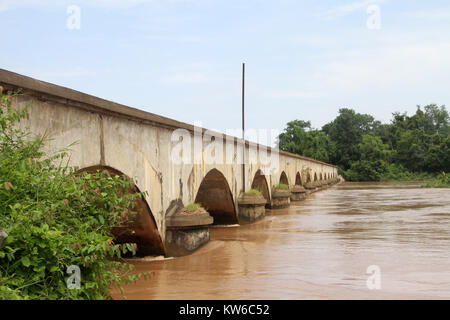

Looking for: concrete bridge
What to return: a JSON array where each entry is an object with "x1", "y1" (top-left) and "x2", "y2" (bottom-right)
[{"x1": 0, "y1": 69, "x2": 338, "y2": 256}]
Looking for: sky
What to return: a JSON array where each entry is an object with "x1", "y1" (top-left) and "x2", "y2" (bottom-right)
[{"x1": 1, "y1": 0, "x2": 450, "y2": 139}]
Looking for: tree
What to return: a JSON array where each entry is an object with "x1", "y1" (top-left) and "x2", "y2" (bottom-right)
[
  {"x1": 279, "y1": 104, "x2": 449, "y2": 181},
  {"x1": 278, "y1": 120, "x2": 335, "y2": 163},
  {"x1": 345, "y1": 134, "x2": 390, "y2": 181},
  {"x1": 322, "y1": 108, "x2": 377, "y2": 170}
]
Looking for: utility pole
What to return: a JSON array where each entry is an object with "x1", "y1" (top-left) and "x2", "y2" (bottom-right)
[{"x1": 242, "y1": 63, "x2": 245, "y2": 193}]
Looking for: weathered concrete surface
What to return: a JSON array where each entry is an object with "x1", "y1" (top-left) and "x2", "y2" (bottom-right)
[
  {"x1": 0, "y1": 69, "x2": 339, "y2": 256},
  {"x1": 166, "y1": 212, "x2": 214, "y2": 228},
  {"x1": 271, "y1": 189, "x2": 291, "y2": 209},
  {"x1": 290, "y1": 185, "x2": 307, "y2": 201},
  {"x1": 164, "y1": 202, "x2": 213, "y2": 255},
  {"x1": 165, "y1": 227, "x2": 210, "y2": 257},
  {"x1": 238, "y1": 195, "x2": 267, "y2": 223},
  {"x1": 0, "y1": 228, "x2": 7, "y2": 248}
]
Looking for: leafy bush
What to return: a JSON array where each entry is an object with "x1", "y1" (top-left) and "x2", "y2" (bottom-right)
[
  {"x1": 0, "y1": 92, "x2": 146, "y2": 300},
  {"x1": 344, "y1": 160, "x2": 388, "y2": 182},
  {"x1": 273, "y1": 183, "x2": 289, "y2": 190},
  {"x1": 422, "y1": 172, "x2": 450, "y2": 188},
  {"x1": 244, "y1": 189, "x2": 262, "y2": 196}
]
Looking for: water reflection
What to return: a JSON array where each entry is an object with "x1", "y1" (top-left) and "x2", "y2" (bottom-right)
[{"x1": 112, "y1": 182, "x2": 450, "y2": 299}]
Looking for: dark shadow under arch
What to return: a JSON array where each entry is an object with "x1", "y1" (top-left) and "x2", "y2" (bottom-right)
[
  {"x1": 251, "y1": 169, "x2": 271, "y2": 208},
  {"x1": 280, "y1": 171, "x2": 289, "y2": 185},
  {"x1": 195, "y1": 169, "x2": 237, "y2": 225},
  {"x1": 295, "y1": 172, "x2": 303, "y2": 186},
  {"x1": 314, "y1": 172, "x2": 318, "y2": 181},
  {"x1": 78, "y1": 165, "x2": 165, "y2": 256}
]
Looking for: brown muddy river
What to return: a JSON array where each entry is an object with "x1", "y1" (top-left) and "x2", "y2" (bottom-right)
[{"x1": 112, "y1": 182, "x2": 450, "y2": 300}]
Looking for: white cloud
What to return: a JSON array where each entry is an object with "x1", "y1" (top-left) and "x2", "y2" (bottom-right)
[
  {"x1": 161, "y1": 72, "x2": 209, "y2": 85},
  {"x1": 405, "y1": 8, "x2": 450, "y2": 20},
  {"x1": 264, "y1": 90, "x2": 323, "y2": 99},
  {"x1": 12, "y1": 66, "x2": 96, "y2": 79},
  {"x1": 319, "y1": 0, "x2": 386, "y2": 19},
  {"x1": 178, "y1": 36, "x2": 202, "y2": 43},
  {"x1": 313, "y1": 43, "x2": 450, "y2": 92},
  {"x1": 0, "y1": 0, "x2": 205, "y2": 12}
]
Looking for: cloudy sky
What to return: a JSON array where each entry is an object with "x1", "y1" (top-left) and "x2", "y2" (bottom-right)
[{"x1": 1, "y1": 0, "x2": 450, "y2": 137}]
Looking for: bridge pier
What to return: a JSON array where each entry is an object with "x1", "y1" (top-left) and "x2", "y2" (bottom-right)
[
  {"x1": 237, "y1": 194, "x2": 267, "y2": 223},
  {"x1": 270, "y1": 189, "x2": 291, "y2": 209},
  {"x1": 290, "y1": 185, "x2": 307, "y2": 201},
  {"x1": 164, "y1": 205, "x2": 213, "y2": 257}
]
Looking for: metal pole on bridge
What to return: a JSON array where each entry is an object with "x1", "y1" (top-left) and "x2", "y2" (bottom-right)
[{"x1": 242, "y1": 62, "x2": 245, "y2": 193}]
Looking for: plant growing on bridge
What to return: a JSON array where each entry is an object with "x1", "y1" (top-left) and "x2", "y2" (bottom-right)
[
  {"x1": 0, "y1": 92, "x2": 146, "y2": 300},
  {"x1": 244, "y1": 189, "x2": 262, "y2": 196},
  {"x1": 273, "y1": 183, "x2": 289, "y2": 191},
  {"x1": 184, "y1": 203, "x2": 204, "y2": 213}
]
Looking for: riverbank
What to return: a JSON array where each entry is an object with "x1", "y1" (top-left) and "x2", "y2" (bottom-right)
[{"x1": 380, "y1": 171, "x2": 450, "y2": 188}]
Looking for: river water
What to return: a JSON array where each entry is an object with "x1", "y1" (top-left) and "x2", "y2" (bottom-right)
[{"x1": 112, "y1": 182, "x2": 450, "y2": 299}]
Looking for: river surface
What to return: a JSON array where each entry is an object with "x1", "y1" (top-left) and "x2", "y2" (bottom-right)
[{"x1": 112, "y1": 182, "x2": 450, "y2": 299}]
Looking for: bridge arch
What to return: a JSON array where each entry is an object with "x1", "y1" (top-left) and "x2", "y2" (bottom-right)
[
  {"x1": 77, "y1": 165, "x2": 165, "y2": 256},
  {"x1": 306, "y1": 171, "x2": 312, "y2": 183},
  {"x1": 251, "y1": 169, "x2": 271, "y2": 208},
  {"x1": 295, "y1": 172, "x2": 303, "y2": 186},
  {"x1": 195, "y1": 168, "x2": 237, "y2": 225},
  {"x1": 314, "y1": 172, "x2": 318, "y2": 182},
  {"x1": 279, "y1": 171, "x2": 289, "y2": 185}
]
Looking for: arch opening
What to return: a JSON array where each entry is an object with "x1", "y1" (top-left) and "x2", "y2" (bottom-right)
[
  {"x1": 251, "y1": 169, "x2": 271, "y2": 208},
  {"x1": 78, "y1": 165, "x2": 165, "y2": 256},
  {"x1": 314, "y1": 172, "x2": 318, "y2": 182},
  {"x1": 295, "y1": 172, "x2": 303, "y2": 186},
  {"x1": 279, "y1": 171, "x2": 289, "y2": 186},
  {"x1": 195, "y1": 169, "x2": 237, "y2": 225}
]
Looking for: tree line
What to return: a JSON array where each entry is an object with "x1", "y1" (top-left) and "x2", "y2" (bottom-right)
[{"x1": 278, "y1": 104, "x2": 450, "y2": 181}]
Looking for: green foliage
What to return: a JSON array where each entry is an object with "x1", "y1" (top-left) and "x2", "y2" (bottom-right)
[
  {"x1": 380, "y1": 163, "x2": 418, "y2": 181},
  {"x1": 244, "y1": 189, "x2": 262, "y2": 196},
  {"x1": 279, "y1": 104, "x2": 450, "y2": 186},
  {"x1": 278, "y1": 120, "x2": 335, "y2": 163},
  {"x1": 0, "y1": 93, "x2": 147, "y2": 300},
  {"x1": 345, "y1": 160, "x2": 388, "y2": 182},
  {"x1": 422, "y1": 172, "x2": 450, "y2": 188},
  {"x1": 343, "y1": 135, "x2": 390, "y2": 181},
  {"x1": 273, "y1": 183, "x2": 289, "y2": 190},
  {"x1": 322, "y1": 108, "x2": 378, "y2": 170},
  {"x1": 184, "y1": 203, "x2": 204, "y2": 213}
]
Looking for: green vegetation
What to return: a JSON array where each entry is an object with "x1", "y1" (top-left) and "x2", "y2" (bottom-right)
[
  {"x1": 184, "y1": 203, "x2": 204, "y2": 213},
  {"x1": 422, "y1": 172, "x2": 450, "y2": 188},
  {"x1": 244, "y1": 189, "x2": 262, "y2": 196},
  {"x1": 279, "y1": 105, "x2": 450, "y2": 186},
  {"x1": 0, "y1": 93, "x2": 147, "y2": 300},
  {"x1": 273, "y1": 183, "x2": 289, "y2": 191}
]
